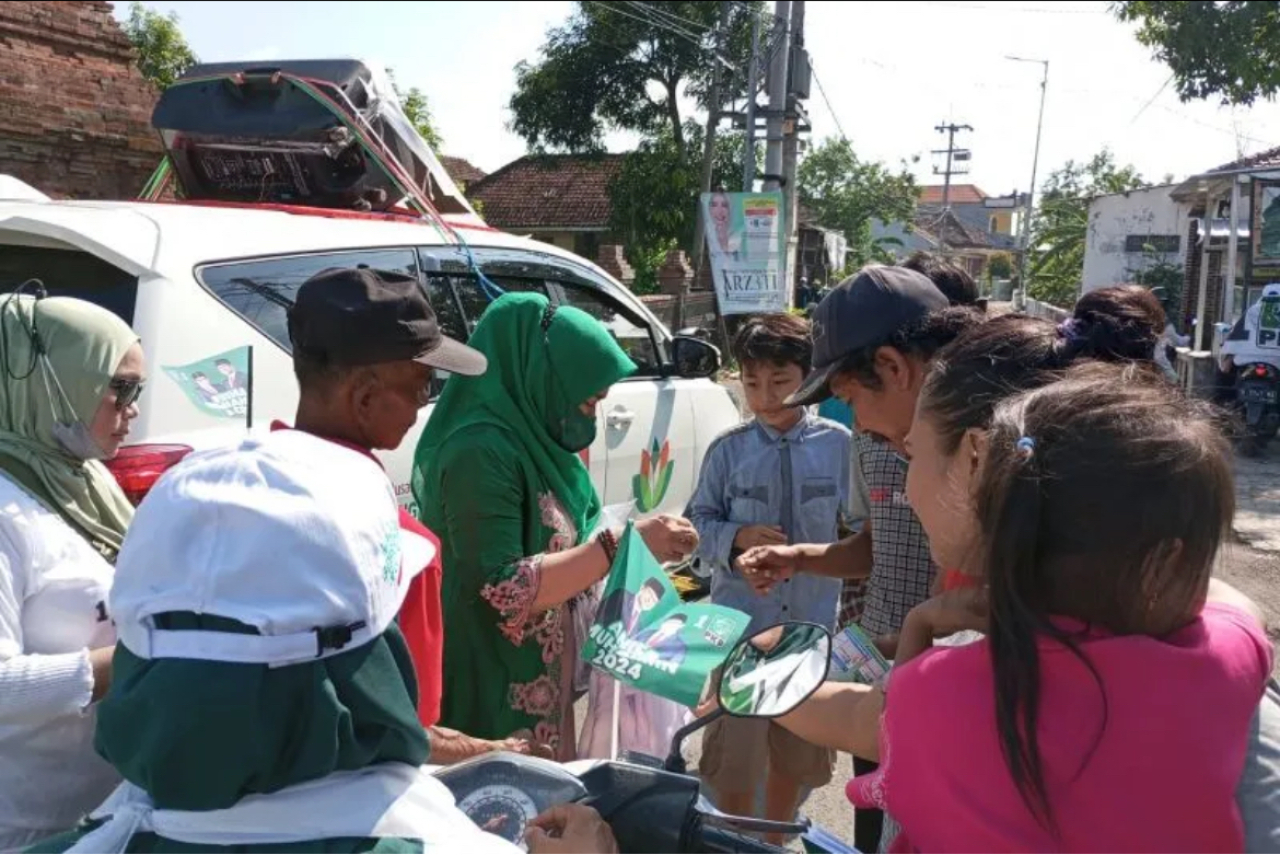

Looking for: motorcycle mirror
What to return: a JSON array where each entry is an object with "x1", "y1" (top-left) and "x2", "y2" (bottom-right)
[{"x1": 718, "y1": 622, "x2": 832, "y2": 719}]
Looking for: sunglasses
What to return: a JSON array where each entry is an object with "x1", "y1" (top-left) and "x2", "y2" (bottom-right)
[{"x1": 109, "y1": 377, "x2": 144, "y2": 411}]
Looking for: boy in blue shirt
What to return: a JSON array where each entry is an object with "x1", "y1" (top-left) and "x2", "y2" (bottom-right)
[{"x1": 687, "y1": 313, "x2": 850, "y2": 835}]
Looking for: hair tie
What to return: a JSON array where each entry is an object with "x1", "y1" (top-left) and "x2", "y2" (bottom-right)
[{"x1": 1015, "y1": 436, "x2": 1036, "y2": 458}]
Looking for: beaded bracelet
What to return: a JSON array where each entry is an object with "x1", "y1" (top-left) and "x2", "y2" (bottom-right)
[{"x1": 596, "y1": 528, "x2": 619, "y2": 566}]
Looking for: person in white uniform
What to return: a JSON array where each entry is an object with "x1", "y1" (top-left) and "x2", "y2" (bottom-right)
[
  {"x1": 25, "y1": 427, "x2": 616, "y2": 854},
  {"x1": 0, "y1": 290, "x2": 143, "y2": 850}
]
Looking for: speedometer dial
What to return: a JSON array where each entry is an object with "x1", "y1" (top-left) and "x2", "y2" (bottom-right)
[{"x1": 457, "y1": 784, "x2": 540, "y2": 843}]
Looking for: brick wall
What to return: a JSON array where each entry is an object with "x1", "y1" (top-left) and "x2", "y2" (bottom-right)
[
  {"x1": 0, "y1": 1, "x2": 162, "y2": 199},
  {"x1": 1179, "y1": 218, "x2": 1226, "y2": 342},
  {"x1": 1179, "y1": 219, "x2": 1200, "y2": 327}
]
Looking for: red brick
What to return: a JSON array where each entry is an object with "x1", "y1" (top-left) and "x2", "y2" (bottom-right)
[{"x1": 0, "y1": 1, "x2": 161, "y2": 199}]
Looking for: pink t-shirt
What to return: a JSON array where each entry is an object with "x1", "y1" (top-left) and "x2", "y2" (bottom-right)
[{"x1": 849, "y1": 604, "x2": 1273, "y2": 853}]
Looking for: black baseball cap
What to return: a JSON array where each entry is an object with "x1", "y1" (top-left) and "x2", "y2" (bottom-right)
[
  {"x1": 288, "y1": 267, "x2": 487, "y2": 376},
  {"x1": 785, "y1": 265, "x2": 948, "y2": 407}
]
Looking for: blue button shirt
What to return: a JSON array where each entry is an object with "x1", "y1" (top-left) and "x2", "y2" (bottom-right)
[{"x1": 686, "y1": 412, "x2": 850, "y2": 633}]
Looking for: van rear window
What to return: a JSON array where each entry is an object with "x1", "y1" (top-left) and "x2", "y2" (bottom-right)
[{"x1": 0, "y1": 246, "x2": 139, "y2": 326}]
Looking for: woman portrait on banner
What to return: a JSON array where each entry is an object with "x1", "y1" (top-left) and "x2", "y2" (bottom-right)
[
  {"x1": 0, "y1": 289, "x2": 144, "y2": 850},
  {"x1": 413, "y1": 292, "x2": 698, "y2": 761},
  {"x1": 706, "y1": 191, "x2": 745, "y2": 263}
]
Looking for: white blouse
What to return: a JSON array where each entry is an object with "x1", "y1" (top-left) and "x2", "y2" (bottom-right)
[{"x1": 0, "y1": 471, "x2": 120, "y2": 849}]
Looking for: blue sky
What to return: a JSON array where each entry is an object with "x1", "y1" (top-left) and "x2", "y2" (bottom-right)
[{"x1": 118, "y1": 1, "x2": 1280, "y2": 195}]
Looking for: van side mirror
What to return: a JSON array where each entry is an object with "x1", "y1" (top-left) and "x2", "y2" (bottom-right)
[{"x1": 671, "y1": 336, "x2": 721, "y2": 379}]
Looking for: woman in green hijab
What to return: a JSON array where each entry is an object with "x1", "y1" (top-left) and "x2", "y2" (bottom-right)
[
  {"x1": 412, "y1": 293, "x2": 698, "y2": 760},
  {"x1": 0, "y1": 292, "x2": 144, "y2": 850}
]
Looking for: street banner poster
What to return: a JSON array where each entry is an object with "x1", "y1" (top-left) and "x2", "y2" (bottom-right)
[
  {"x1": 701, "y1": 191, "x2": 788, "y2": 315},
  {"x1": 583, "y1": 524, "x2": 749, "y2": 707},
  {"x1": 1253, "y1": 180, "x2": 1280, "y2": 267},
  {"x1": 163, "y1": 346, "x2": 252, "y2": 421}
]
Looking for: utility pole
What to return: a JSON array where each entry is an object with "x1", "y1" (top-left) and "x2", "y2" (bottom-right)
[
  {"x1": 1008, "y1": 56, "x2": 1048, "y2": 310},
  {"x1": 692, "y1": 0, "x2": 731, "y2": 277},
  {"x1": 781, "y1": 0, "x2": 805, "y2": 305},
  {"x1": 932, "y1": 122, "x2": 973, "y2": 251},
  {"x1": 762, "y1": 0, "x2": 791, "y2": 193},
  {"x1": 741, "y1": 10, "x2": 761, "y2": 192}
]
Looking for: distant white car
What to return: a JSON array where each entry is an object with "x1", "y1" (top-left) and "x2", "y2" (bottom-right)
[{"x1": 0, "y1": 197, "x2": 739, "y2": 517}]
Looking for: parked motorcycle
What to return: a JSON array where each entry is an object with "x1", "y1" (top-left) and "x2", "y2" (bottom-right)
[
  {"x1": 1235, "y1": 362, "x2": 1280, "y2": 456},
  {"x1": 434, "y1": 621, "x2": 857, "y2": 853}
]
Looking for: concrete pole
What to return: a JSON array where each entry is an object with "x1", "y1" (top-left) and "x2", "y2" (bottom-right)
[
  {"x1": 781, "y1": 0, "x2": 803, "y2": 306},
  {"x1": 741, "y1": 11, "x2": 761, "y2": 192},
  {"x1": 762, "y1": 0, "x2": 790, "y2": 192},
  {"x1": 1195, "y1": 194, "x2": 1217, "y2": 351},
  {"x1": 1225, "y1": 177, "x2": 1242, "y2": 323}
]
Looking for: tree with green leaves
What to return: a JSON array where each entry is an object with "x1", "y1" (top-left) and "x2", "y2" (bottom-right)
[
  {"x1": 988, "y1": 251, "x2": 1015, "y2": 280},
  {"x1": 608, "y1": 123, "x2": 747, "y2": 292},
  {"x1": 122, "y1": 2, "x2": 198, "y2": 91},
  {"x1": 1114, "y1": 1, "x2": 1280, "y2": 105},
  {"x1": 798, "y1": 137, "x2": 919, "y2": 269},
  {"x1": 386, "y1": 70, "x2": 443, "y2": 151},
  {"x1": 510, "y1": 1, "x2": 760, "y2": 158},
  {"x1": 1027, "y1": 149, "x2": 1146, "y2": 307}
]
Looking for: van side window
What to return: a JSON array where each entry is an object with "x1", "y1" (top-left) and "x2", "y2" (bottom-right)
[
  {"x1": 0, "y1": 246, "x2": 139, "y2": 325},
  {"x1": 197, "y1": 249, "x2": 420, "y2": 350},
  {"x1": 442, "y1": 274, "x2": 546, "y2": 336},
  {"x1": 550, "y1": 282, "x2": 661, "y2": 375},
  {"x1": 422, "y1": 276, "x2": 469, "y2": 343}
]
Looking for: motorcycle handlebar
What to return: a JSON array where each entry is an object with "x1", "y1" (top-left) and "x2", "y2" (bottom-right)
[{"x1": 688, "y1": 818, "x2": 788, "y2": 854}]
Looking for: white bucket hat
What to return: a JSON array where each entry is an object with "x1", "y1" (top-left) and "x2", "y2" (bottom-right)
[{"x1": 111, "y1": 429, "x2": 427, "y2": 667}]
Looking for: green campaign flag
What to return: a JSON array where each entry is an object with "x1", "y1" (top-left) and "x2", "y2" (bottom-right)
[
  {"x1": 163, "y1": 346, "x2": 252, "y2": 420},
  {"x1": 582, "y1": 524, "x2": 749, "y2": 707}
]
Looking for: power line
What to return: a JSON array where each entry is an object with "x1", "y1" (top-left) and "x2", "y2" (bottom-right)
[
  {"x1": 586, "y1": 1, "x2": 709, "y2": 50},
  {"x1": 1129, "y1": 73, "x2": 1173, "y2": 124},
  {"x1": 617, "y1": 0, "x2": 708, "y2": 42},
  {"x1": 810, "y1": 65, "x2": 849, "y2": 142},
  {"x1": 916, "y1": 1, "x2": 1107, "y2": 13},
  {"x1": 620, "y1": 0, "x2": 713, "y2": 37}
]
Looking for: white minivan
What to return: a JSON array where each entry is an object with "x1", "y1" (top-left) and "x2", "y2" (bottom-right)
[{"x1": 0, "y1": 195, "x2": 740, "y2": 518}]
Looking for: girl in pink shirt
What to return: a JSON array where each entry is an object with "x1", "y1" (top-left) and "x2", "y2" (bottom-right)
[{"x1": 855, "y1": 361, "x2": 1272, "y2": 853}]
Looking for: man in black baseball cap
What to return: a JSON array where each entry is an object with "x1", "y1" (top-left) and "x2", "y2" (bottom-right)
[
  {"x1": 744, "y1": 263, "x2": 985, "y2": 853},
  {"x1": 279, "y1": 267, "x2": 546, "y2": 764},
  {"x1": 786, "y1": 264, "x2": 971, "y2": 446},
  {"x1": 287, "y1": 267, "x2": 486, "y2": 451}
]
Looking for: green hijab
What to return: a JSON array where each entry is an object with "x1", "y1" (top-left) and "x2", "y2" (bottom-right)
[
  {"x1": 95, "y1": 616, "x2": 428, "y2": 811},
  {"x1": 0, "y1": 295, "x2": 138, "y2": 560},
  {"x1": 412, "y1": 292, "x2": 636, "y2": 539}
]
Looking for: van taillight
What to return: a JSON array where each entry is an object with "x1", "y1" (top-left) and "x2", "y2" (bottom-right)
[
  {"x1": 1257, "y1": 365, "x2": 1269, "y2": 377},
  {"x1": 104, "y1": 444, "x2": 193, "y2": 506}
]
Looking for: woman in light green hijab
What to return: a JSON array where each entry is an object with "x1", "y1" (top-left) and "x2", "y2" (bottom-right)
[
  {"x1": 412, "y1": 292, "x2": 699, "y2": 760},
  {"x1": 0, "y1": 292, "x2": 144, "y2": 850}
]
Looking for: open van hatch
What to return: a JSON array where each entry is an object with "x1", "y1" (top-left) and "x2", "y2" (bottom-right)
[{"x1": 148, "y1": 59, "x2": 475, "y2": 219}]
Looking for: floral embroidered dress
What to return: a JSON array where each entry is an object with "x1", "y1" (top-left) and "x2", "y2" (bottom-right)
[{"x1": 412, "y1": 293, "x2": 636, "y2": 760}]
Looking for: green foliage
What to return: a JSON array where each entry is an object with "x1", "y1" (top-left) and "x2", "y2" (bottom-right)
[
  {"x1": 988, "y1": 251, "x2": 1015, "y2": 280},
  {"x1": 1027, "y1": 149, "x2": 1146, "y2": 307},
  {"x1": 608, "y1": 123, "x2": 749, "y2": 291},
  {"x1": 123, "y1": 2, "x2": 198, "y2": 91},
  {"x1": 1113, "y1": 1, "x2": 1280, "y2": 105},
  {"x1": 798, "y1": 137, "x2": 918, "y2": 269},
  {"x1": 1127, "y1": 245, "x2": 1184, "y2": 314},
  {"x1": 510, "y1": 1, "x2": 762, "y2": 157},
  {"x1": 387, "y1": 70, "x2": 443, "y2": 151}
]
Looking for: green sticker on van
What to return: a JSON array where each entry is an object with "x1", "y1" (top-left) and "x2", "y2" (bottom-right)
[{"x1": 163, "y1": 346, "x2": 251, "y2": 419}]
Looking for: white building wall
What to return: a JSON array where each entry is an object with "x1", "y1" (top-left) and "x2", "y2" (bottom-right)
[{"x1": 1081, "y1": 185, "x2": 1189, "y2": 293}]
